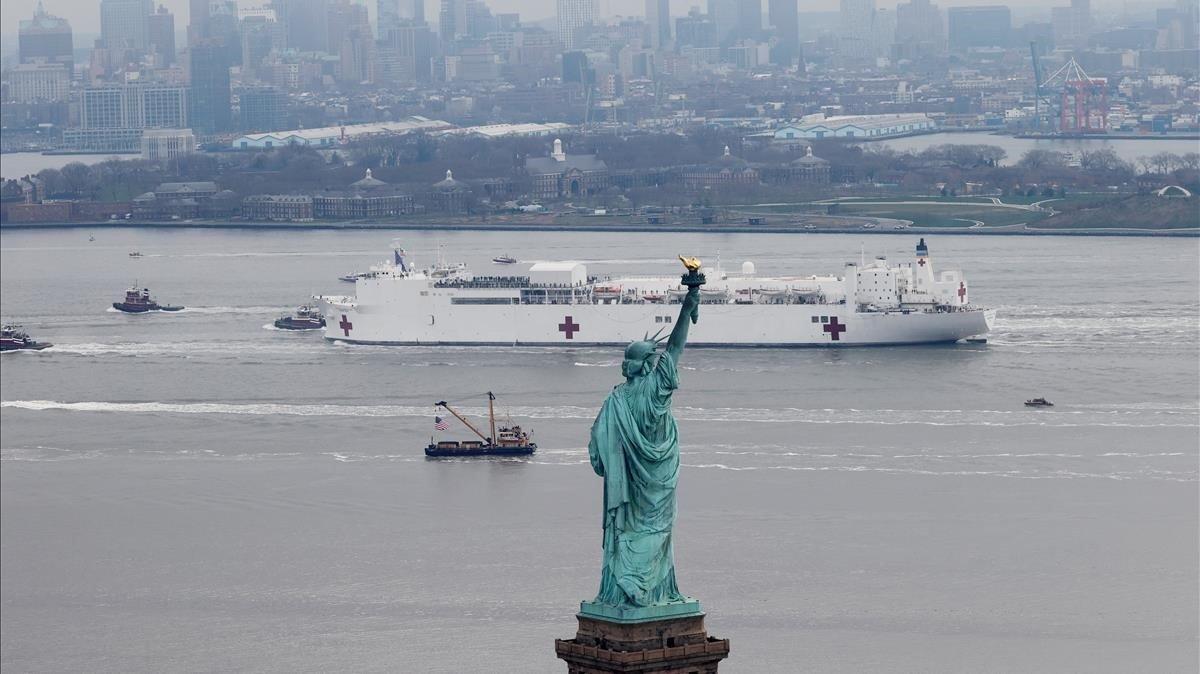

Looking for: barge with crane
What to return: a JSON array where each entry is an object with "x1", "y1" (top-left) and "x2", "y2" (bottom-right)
[{"x1": 426, "y1": 392, "x2": 537, "y2": 457}]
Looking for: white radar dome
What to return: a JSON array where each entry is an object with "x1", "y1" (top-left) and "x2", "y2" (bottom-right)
[{"x1": 742, "y1": 261, "x2": 756, "y2": 275}]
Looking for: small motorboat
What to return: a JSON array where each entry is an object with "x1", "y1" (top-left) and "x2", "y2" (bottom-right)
[
  {"x1": 129, "y1": 251, "x2": 143, "y2": 258},
  {"x1": 1024, "y1": 397, "x2": 1054, "y2": 408},
  {"x1": 112, "y1": 286, "x2": 184, "y2": 313},
  {"x1": 1, "y1": 325, "x2": 52, "y2": 351},
  {"x1": 492, "y1": 255, "x2": 518, "y2": 264},
  {"x1": 339, "y1": 272, "x2": 368, "y2": 282},
  {"x1": 274, "y1": 305, "x2": 326, "y2": 330},
  {"x1": 89, "y1": 234, "x2": 95, "y2": 242}
]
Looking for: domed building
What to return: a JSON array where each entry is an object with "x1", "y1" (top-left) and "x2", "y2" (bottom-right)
[
  {"x1": 681, "y1": 146, "x2": 760, "y2": 189},
  {"x1": 762, "y1": 145, "x2": 831, "y2": 185},
  {"x1": 430, "y1": 169, "x2": 472, "y2": 214},
  {"x1": 523, "y1": 139, "x2": 609, "y2": 200},
  {"x1": 312, "y1": 168, "x2": 415, "y2": 219}
]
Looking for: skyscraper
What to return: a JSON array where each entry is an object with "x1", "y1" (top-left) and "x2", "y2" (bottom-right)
[
  {"x1": 947, "y1": 5, "x2": 1011, "y2": 49},
  {"x1": 645, "y1": 0, "x2": 671, "y2": 50},
  {"x1": 895, "y1": 0, "x2": 943, "y2": 48},
  {"x1": 19, "y1": 2, "x2": 74, "y2": 72},
  {"x1": 675, "y1": 9, "x2": 718, "y2": 48},
  {"x1": 838, "y1": 0, "x2": 875, "y2": 60},
  {"x1": 147, "y1": 5, "x2": 176, "y2": 64},
  {"x1": 737, "y1": 0, "x2": 762, "y2": 40},
  {"x1": 378, "y1": 0, "x2": 425, "y2": 36},
  {"x1": 240, "y1": 12, "x2": 282, "y2": 81},
  {"x1": 189, "y1": 42, "x2": 232, "y2": 133},
  {"x1": 100, "y1": 0, "x2": 153, "y2": 50},
  {"x1": 239, "y1": 86, "x2": 285, "y2": 131},
  {"x1": 329, "y1": 1, "x2": 375, "y2": 82},
  {"x1": 1051, "y1": 0, "x2": 1092, "y2": 48},
  {"x1": 188, "y1": 0, "x2": 210, "y2": 44},
  {"x1": 769, "y1": 0, "x2": 799, "y2": 65},
  {"x1": 272, "y1": 0, "x2": 330, "y2": 52},
  {"x1": 706, "y1": 0, "x2": 738, "y2": 45},
  {"x1": 556, "y1": 0, "x2": 595, "y2": 50},
  {"x1": 397, "y1": 23, "x2": 434, "y2": 81}
]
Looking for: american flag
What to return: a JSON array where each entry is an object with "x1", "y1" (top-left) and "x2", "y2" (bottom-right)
[{"x1": 434, "y1": 415, "x2": 449, "y2": 431}]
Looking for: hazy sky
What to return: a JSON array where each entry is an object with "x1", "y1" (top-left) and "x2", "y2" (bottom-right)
[{"x1": 0, "y1": 0, "x2": 1141, "y2": 42}]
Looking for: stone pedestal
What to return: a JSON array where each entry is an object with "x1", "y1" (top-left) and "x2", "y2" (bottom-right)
[{"x1": 554, "y1": 609, "x2": 730, "y2": 673}]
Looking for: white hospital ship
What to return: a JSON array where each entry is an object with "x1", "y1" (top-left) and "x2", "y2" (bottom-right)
[{"x1": 317, "y1": 239, "x2": 994, "y2": 347}]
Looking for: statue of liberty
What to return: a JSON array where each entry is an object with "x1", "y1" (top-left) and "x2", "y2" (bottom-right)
[{"x1": 584, "y1": 257, "x2": 705, "y2": 619}]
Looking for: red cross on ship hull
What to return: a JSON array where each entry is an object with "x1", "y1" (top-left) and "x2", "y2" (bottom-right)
[
  {"x1": 823, "y1": 317, "x2": 847, "y2": 341},
  {"x1": 339, "y1": 314, "x2": 353, "y2": 336},
  {"x1": 558, "y1": 316, "x2": 580, "y2": 339}
]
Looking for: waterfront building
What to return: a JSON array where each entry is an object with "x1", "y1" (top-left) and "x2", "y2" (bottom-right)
[
  {"x1": 141, "y1": 128, "x2": 197, "y2": 160},
  {"x1": 786, "y1": 113, "x2": 936, "y2": 139},
  {"x1": 147, "y1": 5, "x2": 176, "y2": 64},
  {"x1": 241, "y1": 194, "x2": 314, "y2": 221},
  {"x1": 132, "y1": 182, "x2": 238, "y2": 219},
  {"x1": 230, "y1": 117, "x2": 451, "y2": 148},
  {"x1": 429, "y1": 169, "x2": 472, "y2": 213},
  {"x1": 19, "y1": 3, "x2": 74, "y2": 72},
  {"x1": 524, "y1": 138, "x2": 609, "y2": 199},
  {"x1": 681, "y1": 145, "x2": 759, "y2": 189},
  {"x1": 761, "y1": 145, "x2": 831, "y2": 184},
  {"x1": 313, "y1": 170, "x2": 416, "y2": 219},
  {"x1": 6, "y1": 63, "x2": 70, "y2": 103},
  {"x1": 947, "y1": 6, "x2": 1011, "y2": 49},
  {"x1": 556, "y1": 0, "x2": 595, "y2": 50},
  {"x1": 100, "y1": 0, "x2": 153, "y2": 51},
  {"x1": 80, "y1": 84, "x2": 189, "y2": 129}
]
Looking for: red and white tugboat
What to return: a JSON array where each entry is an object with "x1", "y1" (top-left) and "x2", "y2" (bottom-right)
[
  {"x1": 274, "y1": 305, "x2": 326, "y2": 330},
  {"x1": 112, "y1": 286, "x2": 184, "y2": 313},
  {"x1": 1, "y1": 325, "x2": 52, "y2": 351}
]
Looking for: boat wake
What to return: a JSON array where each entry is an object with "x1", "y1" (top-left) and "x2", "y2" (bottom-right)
[
  {"x1": 179, "y1": 306, "x2": 282, "y2": 315},
  {"x1": 3, "y1": 400, "x2": 1195, "y2": 428}
]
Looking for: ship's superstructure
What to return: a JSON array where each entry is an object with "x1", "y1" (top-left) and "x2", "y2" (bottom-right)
[{"x1": 317, "y1": 240, "x2": 994, "y2": 347}]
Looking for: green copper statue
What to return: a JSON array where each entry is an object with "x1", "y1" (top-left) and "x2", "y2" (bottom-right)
[{"x1": 582, "y1": 256, "x2": 706, "y2": 621}]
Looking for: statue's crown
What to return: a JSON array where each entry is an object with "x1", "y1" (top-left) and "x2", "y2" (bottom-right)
[{"x1": 625, "y1": 327, "x2": 667, "y2": 359}]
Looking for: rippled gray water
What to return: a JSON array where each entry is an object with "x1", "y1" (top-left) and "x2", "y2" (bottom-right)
[{"x1": 2, "y1": 229, "x2": 1197, "y2": 672}]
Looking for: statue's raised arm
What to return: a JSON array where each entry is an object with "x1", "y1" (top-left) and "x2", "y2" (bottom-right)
[{"x1": 666, "y1": 256, "x2": 705, "y2": 362}]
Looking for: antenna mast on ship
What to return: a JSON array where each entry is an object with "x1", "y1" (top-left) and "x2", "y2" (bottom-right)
[{"x1": 487, "y1": 392, "x2": 497, "y2": 446}]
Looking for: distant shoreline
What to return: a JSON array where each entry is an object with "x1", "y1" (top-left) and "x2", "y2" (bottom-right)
[{"x1": 2, "y1": 220, "x2": 1196, "y2": 237}]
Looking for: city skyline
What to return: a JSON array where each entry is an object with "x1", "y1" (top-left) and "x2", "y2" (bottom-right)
[{"x1": 0, "y1": 0, "x2": 1154, "y2": 41}]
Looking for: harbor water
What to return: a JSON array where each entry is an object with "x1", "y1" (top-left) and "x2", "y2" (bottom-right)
[{"x1": 2, "y1": 229, "x2": 1197, "y2": 672}]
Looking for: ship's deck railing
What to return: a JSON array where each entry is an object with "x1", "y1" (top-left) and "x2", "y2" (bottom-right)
[{"x1": 433, "y1": 277, "x2": 594, "y2": 290}]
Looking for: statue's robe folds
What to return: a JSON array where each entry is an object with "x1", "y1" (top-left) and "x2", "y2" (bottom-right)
[{"x1": 588, "y1": 351, "x2": 686, "y2": 608}]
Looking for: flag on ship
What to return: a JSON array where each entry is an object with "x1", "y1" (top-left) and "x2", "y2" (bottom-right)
[{"x1": 434, "y1": 415, "x2": 448, "y2": 431}]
